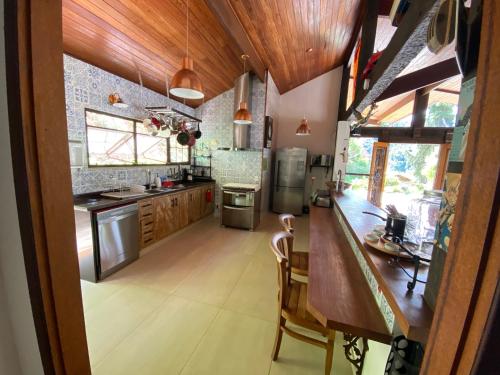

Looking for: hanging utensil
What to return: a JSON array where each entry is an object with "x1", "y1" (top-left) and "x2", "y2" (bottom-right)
[{"x1": 194, "y1": 123, "x2": 202, "y2": 139}]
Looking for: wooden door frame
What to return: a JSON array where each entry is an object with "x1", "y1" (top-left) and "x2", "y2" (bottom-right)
[
  {"x1": 3, "y1": 0, "x2": 498, "y2": 374},
  {"x1": 421, "y1": 0, "x2": 500, "y2": 373},
  {"x1": 433, "y1": 143, "x2": 451, "y2": 190},
  {"x1": 4, "y1": 0, "x2": 91, "y2": 373},
  {"x1": 367, "y1": 141, "x2": 389, "y2": 207}
]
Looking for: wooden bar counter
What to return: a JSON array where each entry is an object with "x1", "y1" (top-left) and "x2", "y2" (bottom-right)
[
  {"x1": 332, "y1": 192, "x2": 434, "y2": 343},
  {"x1": 307, "y1": 206, "x2": 391, "y2": 344}
]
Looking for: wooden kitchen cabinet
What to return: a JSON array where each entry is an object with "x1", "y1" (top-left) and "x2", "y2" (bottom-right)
[
  {"x1": 200, "y1": 183, "x2": 215, "y2": 217},
  {"x1": 153, "y1": 194, "x2": 178, "y2": 241},
  {"x1": 177, "y1": 191, "x2": 189, "y2": 229},
  {"x1": 138, "y1": 184, "x2": 215, "y2": 250},
  {"x1": 138, "y1": 198, "x2": 155, "y2": 249},
  {"x1": 188, "y1": 188, "x2": 202, "y2": 223}
]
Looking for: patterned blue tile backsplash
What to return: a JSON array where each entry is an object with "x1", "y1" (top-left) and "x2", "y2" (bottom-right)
[
  {"x1": 65, "y1": 54, "x2": 265, "y2": 200},
  {"x1": 193, "y1": 76, "x2": 266, "y2": 214}
]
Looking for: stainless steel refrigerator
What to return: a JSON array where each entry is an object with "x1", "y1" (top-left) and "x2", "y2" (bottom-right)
[{"x1": 272, "y1": 148, "x2": 307, "y2": 215}]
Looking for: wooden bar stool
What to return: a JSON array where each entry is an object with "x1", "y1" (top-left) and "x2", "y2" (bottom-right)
[
  {"x1": 278, "y1": 214, "x2": 309, "y2": 279},
  {"x1": 269, "y1": 231, "x2": 336, "y2": 375}
]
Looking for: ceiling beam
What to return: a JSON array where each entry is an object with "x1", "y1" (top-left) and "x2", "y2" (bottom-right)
[
  {"x1": 379, "y1": 0, "x2": 394, "y2": 16},
  {"x1": 355, "y1": 0, "x2": 380, "y2": 104},
  {"x1": 377, "y1": 58, "x2": 461, "y2": 101},
  {"x1": 354, "y1": 126, "x2": 453, "y2": 144},
  {"x1": 206, "y1": 0, "x2": 266, "y2": 82},
  {"x1": 347, "y1": 0, "x2": 443, "y2": 119},
  {"x1": 371, "y1": 91, "x2": 416, "y2": 124}
]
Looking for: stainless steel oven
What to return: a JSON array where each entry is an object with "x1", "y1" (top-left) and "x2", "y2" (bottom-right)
[
  {"x1": 221, "y1": 184, "x2": 261, "y2": 230},
  {"x1": 223, "y1": 190, "x2": 255, "y2": 207}
]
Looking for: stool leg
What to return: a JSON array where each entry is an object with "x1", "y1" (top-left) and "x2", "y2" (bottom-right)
[
  {"x1": 325, "y1": 331, "x2": 335, "y2": 375},
  {"x1": 272, "y1": 317, "x2": 286, "y2": 361}
]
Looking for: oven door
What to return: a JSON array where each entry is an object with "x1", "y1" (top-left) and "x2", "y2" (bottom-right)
[
  {"x1": 222, "y1": 190, "x2": 254, "y2": 207},
  {"x1": 221, "y1": 204, "x2": 254, "y2": 229}
]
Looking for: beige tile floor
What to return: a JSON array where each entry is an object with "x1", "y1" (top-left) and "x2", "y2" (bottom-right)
[{"x1": 81, "y1": 213, "x2": 354, "y2": 375}]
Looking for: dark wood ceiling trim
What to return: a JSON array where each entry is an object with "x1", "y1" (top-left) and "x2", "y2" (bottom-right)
[
  {"x1": 377, "y1": 58, "x2": 461, "y2": 101},
  {"x1": 348, "y1": 0, "x2": 443, "y2": 118},
  {"x1": 354, "y1": 0, "x2": 380, "y2": 104},
  {"x1": 355, "y1": 126, "x2": 453, "y2": 144},
  {"x1": 379, "y1": 0, "x2": 395, "y2": 16},
  {"x1": 372, "y1": 91, "x2": 416, "y2": 123},
  {"x1": 206, "y1": 0, "x2": 266, "y2": 81}
]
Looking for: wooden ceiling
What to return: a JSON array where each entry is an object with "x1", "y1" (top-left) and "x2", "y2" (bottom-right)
[
  {"x1": 370, "y1": 75, "x2": 462, "y2": 124},
  {"x1": 62, "y1": 0, "x2": 245, "y2": 105},
  {"x1": 228, "y1": 0, "x2": 364, "y2": 94}
]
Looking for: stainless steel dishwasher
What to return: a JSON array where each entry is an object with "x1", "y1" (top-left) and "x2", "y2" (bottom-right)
[{"x1": 96, "y1": 203, "x2": 139, "y2": 279}]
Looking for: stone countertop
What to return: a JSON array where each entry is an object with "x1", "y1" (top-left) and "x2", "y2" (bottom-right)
[{"x1": 74, "y1": 180, "x2": 215, "y2": 213}]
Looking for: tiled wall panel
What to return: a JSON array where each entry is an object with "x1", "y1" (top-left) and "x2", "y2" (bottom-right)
[{"x1": 64, "y1": 55, "x2": 193, "y2": 194}]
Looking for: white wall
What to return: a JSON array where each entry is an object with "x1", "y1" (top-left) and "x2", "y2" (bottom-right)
[
  {"x1": 0, "y1": 0, "x2": 44, "y2": 373},
  {"x1": 277, "y1": 67, "x2": 342, "y2": 155},
  {"x1": 276, "y1": 68, "x2": 343, "y2": 202}
]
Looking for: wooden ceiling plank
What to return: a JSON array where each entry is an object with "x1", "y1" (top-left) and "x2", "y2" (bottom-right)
[
  {"x1": 373, "y1": 92, "x2": 416, "y2": 123},
  {"x1": 206, "y1": 0, "x2": 266, "y2": 81},
  {"x1": 63, "y1": 0, "x2": 244, "y2": 107},
  {"x1": 79, "y1": 0, "x2": 238, "y2": 87}
]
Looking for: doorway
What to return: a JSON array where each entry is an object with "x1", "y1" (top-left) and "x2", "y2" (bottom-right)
[
  {"x1": 345, "y1": 137, "x2": 449, "y2": 214},
  {"x1": 381, "y1": 143, "x2": 441, "y2": 214}
]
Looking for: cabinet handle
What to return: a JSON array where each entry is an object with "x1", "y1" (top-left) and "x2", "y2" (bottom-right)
[
  {"x1": 171, "y1": 199, "x2": 174, "y2": 208},
  {"x1": 175, "y1": 197, "x2": 178, "y2": 206}
]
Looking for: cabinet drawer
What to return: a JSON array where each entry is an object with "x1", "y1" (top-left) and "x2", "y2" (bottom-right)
[
  {"x1": 140, "y1": 205, "x2": 153, "y2": 216},
  {"x1": 138, "y1": 198, "x2": 152, "y2": 207},
  {"x1": 141, "y1": 221, "x2": 154, "y2": 233},
  {"x1": 140, "y1": 232, "x2": 155, "y2": 248},
  {"x1": 140, "y1": 211, "x2": 153, "y2": 222}
]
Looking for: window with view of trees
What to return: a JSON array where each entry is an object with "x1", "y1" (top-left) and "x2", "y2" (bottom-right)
[{"x1": 86, "y1": 110, "x2": 189, "y2": 166}]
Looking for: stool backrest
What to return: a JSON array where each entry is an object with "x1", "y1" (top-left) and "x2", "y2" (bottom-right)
[
  {"x1": 269, "y1": 231, "x2": 293, "y2": 309},
  {"x1": 279, "y1": 213, "x2": 295, "y2": 234}
]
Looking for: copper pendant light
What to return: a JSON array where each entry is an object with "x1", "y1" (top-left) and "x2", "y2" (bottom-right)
[
  {"x1": 296, "y1": 117, "x2": 311, "y2": 136},
  {"x1": 170, "y1": 0, "x2": 204, "y2": 100},
  {"x1": 296, "y1": 48, "x2": 313, "y2": 136},
  {"x1": 234, "y1": 55, "x2": 252, "y2": 125}
]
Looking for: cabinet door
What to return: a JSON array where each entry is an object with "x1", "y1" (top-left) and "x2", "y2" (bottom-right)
[
  {"x1": 188, "y1": 188, "x2": 202, "y2": 223},
  {"x1": 200, "y1": 185, "x2": 215, "y2": 217},
  {"x1": 177, "y1": 192, "x2": 189, "y2": 228},
  {"x1": 164, "y1": 196, "x2": 179, "y2": 235},
  {"x1": 153, "y1": 195, "x2": 171, "y2": 241}
]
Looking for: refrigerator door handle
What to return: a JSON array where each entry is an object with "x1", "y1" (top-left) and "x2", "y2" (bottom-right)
[{"x1": 276, "y1": 160, "x2": 281, "y2": 192}]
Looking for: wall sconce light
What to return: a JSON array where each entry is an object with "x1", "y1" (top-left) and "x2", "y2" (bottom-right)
[{"x1": 108, "y1": 92, "x2": 129, "y2": 108}]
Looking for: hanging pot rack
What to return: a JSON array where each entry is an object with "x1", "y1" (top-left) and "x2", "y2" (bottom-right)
[{"x1": 145, "y1": 106, "x2": 202, "y2": 126}]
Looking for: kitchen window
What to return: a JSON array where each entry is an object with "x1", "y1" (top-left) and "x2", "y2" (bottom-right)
[{"x1": 85, "y1": 109, "x2": 189, "y2": 166}]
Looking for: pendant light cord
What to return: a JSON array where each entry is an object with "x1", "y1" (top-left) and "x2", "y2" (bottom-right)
[
  {"x1": 304, "y1": 49, "x2": 310, "y2": 119},
  {"x1": 186, "y1": 0, "x2": 189, "y2": 58}
]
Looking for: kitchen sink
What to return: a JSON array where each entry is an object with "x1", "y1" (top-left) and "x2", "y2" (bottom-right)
[{"x1": 145, "y1": 189, "x2": 164, "y2": 194}]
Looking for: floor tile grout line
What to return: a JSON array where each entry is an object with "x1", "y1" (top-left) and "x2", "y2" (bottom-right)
[
  {"x1": 177, "y1": 307, "x2": 223, "y2": 375},
  {"x1": 89, "y1": 291, "x2": 171, "y2": 370}
]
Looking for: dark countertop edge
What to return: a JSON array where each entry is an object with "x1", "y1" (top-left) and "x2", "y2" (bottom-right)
[
  {"x1": 331, "y1": 191, "x2": 433, "y2": 343},
  {"x1": 74, "y1": 181, "x2": 215, "y2": 212}
]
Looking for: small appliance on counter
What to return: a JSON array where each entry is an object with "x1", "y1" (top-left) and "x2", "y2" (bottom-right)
[
  {"x1": 221, "y1": 183, "x2": 261, "y2": 230},
  {"x1": 311, "y1": 189, "x2": 332, "y2": 208}
]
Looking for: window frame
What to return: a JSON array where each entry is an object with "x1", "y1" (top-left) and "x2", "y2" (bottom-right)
[{"x1": 84, "y1": 108, "x2": 190, "y2": 167}]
